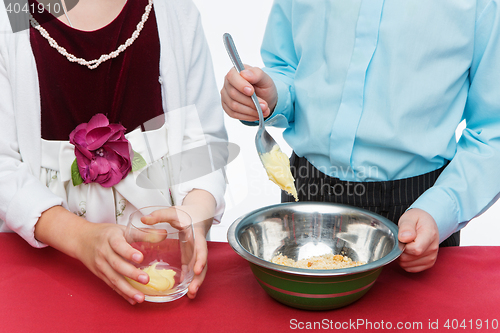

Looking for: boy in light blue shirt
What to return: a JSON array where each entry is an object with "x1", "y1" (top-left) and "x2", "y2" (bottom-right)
[{"x1": 221, "y1": 0, "x2": 500, "y2": 272}]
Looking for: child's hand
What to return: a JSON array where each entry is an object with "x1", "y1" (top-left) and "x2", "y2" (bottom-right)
[
  {"x1": 74, "y1": 222, "x2": 149, "y2": 305},
  {"x1": 221, "y1": 65, "x2": 278, "y2": 121},
  {"x1": 35, "y1": 206, "x2": 148, "y2": 305},
  {"x1": 397, "y1": 208, "x2": 440, "y2": 272},
  {"x1": 186, "y1": 224, "x2": 209, "y2": 299},
  {"x1": 140, "y1": 206, "x2": 209, "y2": 299}
]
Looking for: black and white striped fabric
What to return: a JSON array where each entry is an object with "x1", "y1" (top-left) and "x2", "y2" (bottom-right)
[{"x1": 282, "y1": 153, "x2": 460, "y2": 247}]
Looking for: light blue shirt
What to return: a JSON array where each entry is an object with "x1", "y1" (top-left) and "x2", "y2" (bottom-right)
[{"x1": 261, "y1": 0, "x2": 500, "y2": 242}]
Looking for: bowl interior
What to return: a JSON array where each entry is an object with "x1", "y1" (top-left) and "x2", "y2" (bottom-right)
[{"x1": 233, "y1": 203, "x2": 401, "y2": 274}]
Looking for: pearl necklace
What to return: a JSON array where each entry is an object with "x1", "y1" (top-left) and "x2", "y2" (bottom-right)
[{"x1": 29, "y1": 0, "x2": 153, "y2": 70}]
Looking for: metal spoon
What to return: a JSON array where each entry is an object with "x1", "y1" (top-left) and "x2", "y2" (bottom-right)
[{"x1": 223, "y1": 33, "x2": 280, "y2": 159}]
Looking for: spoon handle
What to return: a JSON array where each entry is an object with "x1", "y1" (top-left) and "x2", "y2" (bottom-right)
[
  {"x1": 223, "y1": 33, "x2": 245, "y2": 73},
  {"x1": 223, "y1": 33, "x2": 265, "y2": 126}
]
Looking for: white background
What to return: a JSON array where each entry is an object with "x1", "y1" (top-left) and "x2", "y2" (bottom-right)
[{"x1": 192, "y1": 0, "x2": 500, "y2": 246}]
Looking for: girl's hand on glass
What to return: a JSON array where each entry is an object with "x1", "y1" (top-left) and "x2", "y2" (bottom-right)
[
  {"x1": 74, "y1": 222, "x2": 149, "y2": 305},
  {"x1": 35, "y1": 206, "x2": 149, "y2": 305},
  {"x1": 186, "y1": 224, "x2": 208, "y2": 299},
  {"x1": 141, "y1": 207, "x2": 208, "y2": 299}
]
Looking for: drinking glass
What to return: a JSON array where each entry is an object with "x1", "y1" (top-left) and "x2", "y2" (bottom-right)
[{"x1": 125, "y1": 206, "x2": 195, "y2": 302}]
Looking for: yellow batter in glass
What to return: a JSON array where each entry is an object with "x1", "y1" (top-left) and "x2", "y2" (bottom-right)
[
  {"x1": 260, "y1": 145, "x2": 298, "y2": 201},
  {"x1": 126, "y1": 262, "x2": 176, "y2": 295}
]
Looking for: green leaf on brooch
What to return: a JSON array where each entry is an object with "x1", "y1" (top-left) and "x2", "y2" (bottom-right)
[
  {"x1": 71, "y1": 158, "x2": 84, "y2": 186},
  {"x1": 132, "y1": 150, "x2": 147, "y2": 172}
]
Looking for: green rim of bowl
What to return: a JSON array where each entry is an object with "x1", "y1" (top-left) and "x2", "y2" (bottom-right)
[{"x1": 227, "y1": 202, "x2": 405, "y2": 277}]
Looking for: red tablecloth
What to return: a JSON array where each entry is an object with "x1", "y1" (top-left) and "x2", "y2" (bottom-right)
[{"x1": 1, "y1": 233, "x2": 499, "y2": 332}]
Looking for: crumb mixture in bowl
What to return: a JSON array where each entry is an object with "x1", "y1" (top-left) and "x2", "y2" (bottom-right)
[{"x1": 271, "y1": 253, "x2": 365, "y2": 269}]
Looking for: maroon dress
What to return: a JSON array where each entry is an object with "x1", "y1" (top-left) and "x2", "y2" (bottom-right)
[{"x1": 29, "y1": 0, "x2": 164, "y2": 140}]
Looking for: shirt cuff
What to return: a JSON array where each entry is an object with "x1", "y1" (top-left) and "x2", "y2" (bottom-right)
[
  {"x1": 409, "y1": 187, "x2": 459, "y2": 243},
  {"x1": 240, "y1": 81, "x2": 289, "y2": 128},
  {"x1": 5, "y1": 183, "x2": 64, "y2": 248}
]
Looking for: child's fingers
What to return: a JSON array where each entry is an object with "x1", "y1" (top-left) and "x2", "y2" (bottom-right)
[
  {"x1": 256, "y1": 96, "x2": 271, "y2": 117},
  {"x1": 226, "y1": 66, "x2": 255, "y2": 96},
  {"x1": 187, "y1": 263, "x2": 207, "y2": 300},
  {"x1": 398, "y1": 252, "x2": 438, "y2": 272},
  {"x1": 140, "y1": 207, "x2": 191, "y2": 229},
  {"x1": 221, "y1": 89, "x2": 271, "y2": 120},
  {"x1": 99, "y1": 259, "x2": 146, "y2": 304},
  {"x1": 396, "y1": 209, "x2": 439, "y2": 273},
  {"x1": 186, "y1": 226, "x2": 209, "y2": 299},
  {"x1": 240, "y1": 66, "x2": 274, "y2": 89},
  {"x1": 109, "y1": 232, "x2": 144, "y2": 263},
  {"x1": 102, "y1": 276, "x2": 137, "y2": 305},
  {"x1": 104, "y1": 275, "x2": 139, "y2": 305},
  {"x1": 194, "y1": 243, "x2": 207, "y2": 275},
  {"x1": 90, "y1": 242, "x2": 146, "y2": 304},
  {"x1": 221, "y1": 83, "x2": 260, "y2": 116},
  {"x1": 109, "y1": 238, "x2": 149, "y2": 284},
  {"x1": 397, "y1": 213, "x2": 418, "y2": 244},
  {"x1": 221, "y1": 99, "x2": 260, "y2": 121},
  {"x1": 221, "y1": 76, "x2": 261, "y2": 121},
  {"x1": 223, "y1": 71, "x2": 256, "y2": 107}
]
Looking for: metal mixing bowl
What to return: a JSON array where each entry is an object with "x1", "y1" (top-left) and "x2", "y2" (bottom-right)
[{"x1": 227, "y1": 202, "x2": 404, "y2": 310}]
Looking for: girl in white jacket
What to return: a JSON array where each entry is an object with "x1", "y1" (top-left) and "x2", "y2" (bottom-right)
[{"x1": 0, "y1": 0, "x2": 227, "y2": 304}]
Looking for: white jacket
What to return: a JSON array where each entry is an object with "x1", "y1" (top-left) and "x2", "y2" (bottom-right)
[{"x1": 0, "y1": 0, "x2": 227, "y2": 247}]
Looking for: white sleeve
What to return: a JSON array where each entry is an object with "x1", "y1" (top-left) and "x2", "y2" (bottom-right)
[
  {"x1": 0, "y1": 25, "x2": 63, "y2": 247},
  {"x1": 166, "y1": 1, "x2": 228, "y2": 223}
]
